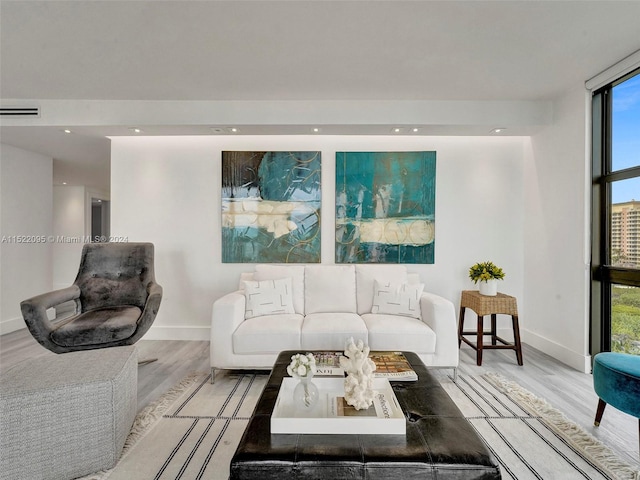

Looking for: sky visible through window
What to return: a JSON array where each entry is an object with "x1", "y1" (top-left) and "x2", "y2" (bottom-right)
[{"x1": 612, "y1": 72, "x2": 640, "y2": 203}]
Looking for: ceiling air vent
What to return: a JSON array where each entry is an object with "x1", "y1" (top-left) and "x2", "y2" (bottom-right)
[{"x1": 0, "y1": 107, "x2": 40, "y2": 117}]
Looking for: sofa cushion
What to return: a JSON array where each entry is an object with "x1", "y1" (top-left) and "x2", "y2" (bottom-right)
[
  {"x1": 371, "y1": 280, "x2": 424, "y2": 319},
  {"x1": 305, "y1": 265, "x2": 357, "y2": 314},
  {"x1": 233, "y1": 314, "x2": 303, "y2": 354},
  {"x1": 355, "y1": 265, "x2": 408, "y2": 314},
  {"x1": 301, "y1": 312, "x2": 367, "y2": 350},
  {"x1": 255, "y1": 265, "x2": 305, "y2": 314},
  {"x1": 243, "y1": 278, "x2": 295, "y2": 319},
  {"x1": 362, "y1": 313, "x2": 436, "y2": 354}
]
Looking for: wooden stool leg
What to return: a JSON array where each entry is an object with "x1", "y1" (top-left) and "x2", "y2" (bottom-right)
[
  {"x1": 490, "y1": 314, "x2": 497, "y2": 345},
  {"x1": 594, "y1": 399, "x2": 607, "y2": 426},
  {"x1": 458, "y1": 306, "x2": 466, "y2": 348},
  {"x1": 476, "y1": 314, "x2": 484, "y2": 366},
  {"x1": 511, "y1": 315, "x2": 524, "y2": 366}
]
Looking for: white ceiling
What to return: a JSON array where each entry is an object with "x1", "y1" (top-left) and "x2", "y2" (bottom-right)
[{"x1": 1, "y1": 0, "x2": 640, "y2": 190}]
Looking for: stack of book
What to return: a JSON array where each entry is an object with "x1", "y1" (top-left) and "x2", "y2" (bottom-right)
[{"x1": 313, "y1": 351, "x2": 417, "y2": 381}]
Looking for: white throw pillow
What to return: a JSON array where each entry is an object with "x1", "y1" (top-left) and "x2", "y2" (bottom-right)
[
  {"x1": 355, "y1": 265, "x2": 408, "y2": 314},
  {"x1": 254, "y1": 265, "x2": 305, "y2": 314},
  {"x1": 243, "y1": 277, "x2": 295, "y2": 319},
  {"x1": 371, "y1": 280, "x2": 424, "y2": 319}
]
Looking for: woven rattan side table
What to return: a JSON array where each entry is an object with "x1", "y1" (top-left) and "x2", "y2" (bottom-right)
[{"x1": 458, "y1": 290, "x2": 524, "y2": 366}]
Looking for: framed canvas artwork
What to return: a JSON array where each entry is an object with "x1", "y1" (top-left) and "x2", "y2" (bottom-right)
[
  {"x1": 222, "y1": 151, "x2": 321, "y2": 263},
  {"x1": 335, "y1": 151, "x2": 436, "y2": 264}
]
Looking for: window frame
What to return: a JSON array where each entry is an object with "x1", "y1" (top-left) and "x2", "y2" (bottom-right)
[{"x1": 591, "y1": 68, "x2": 640, "y2": 356}]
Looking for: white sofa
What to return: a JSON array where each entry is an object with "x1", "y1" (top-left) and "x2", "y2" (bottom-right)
[{"x1": 210, "y1": 264, "x2": 459, "y2": 381}]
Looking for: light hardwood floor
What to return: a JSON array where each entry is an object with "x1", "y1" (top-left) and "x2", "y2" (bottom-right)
[{"x1": 1, "y1": 329, "x2": 638, "y2": 468}]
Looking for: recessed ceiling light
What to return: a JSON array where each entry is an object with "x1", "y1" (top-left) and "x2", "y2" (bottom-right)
[
  {"x1": 312, "y1": 127, "x2": 320, "y2": 133},
  {"x1": 211, "y1": 127, "x2": 224, "y2": 133},
  {"x1": 129, "y1": 127, "x2": 143, "y2": 133},
  {"x1": 62, "y1": 182, "x2": 67, "y2": 185},
  {"x1": 63, "y1": 129, "x2": 72, "y2": 134},
  {"x1": 392, "y1": 128, "x2": 402, "y2": 133},
  {"x1": 491, "y1": 127, "x2": 506, "y2": 134},
  {"x1": 412, "y1": 128, "x2": 419, "y2": 133},
  {"x1": 228, "y1": 127, "x2": 239, "y2": 133}
]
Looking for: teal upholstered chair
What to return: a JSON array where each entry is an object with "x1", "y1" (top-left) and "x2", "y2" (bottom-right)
[{"x1": 592, "y1": 352, "x2": 640, "y2": 453}]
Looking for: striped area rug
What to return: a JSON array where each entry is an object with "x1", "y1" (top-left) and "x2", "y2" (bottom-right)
[
  {"x1": 81, "y1": 371, "x2": 640, "y2": 480},
  {"x1": 441, "y1": 373, "x2": 639, "y2": 480}
]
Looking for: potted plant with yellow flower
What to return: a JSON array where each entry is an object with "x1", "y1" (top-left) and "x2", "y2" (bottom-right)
[{"x1": 468, "y1": 261, "x2": 505, "y2": 296}]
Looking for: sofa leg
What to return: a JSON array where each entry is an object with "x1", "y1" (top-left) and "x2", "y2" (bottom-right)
[
  {"x1": 452, "y1": 367, "x2": 458, "y2": 383},
  {"x1": 210, "y1": 367, "x2": 216, "y2": 384}
]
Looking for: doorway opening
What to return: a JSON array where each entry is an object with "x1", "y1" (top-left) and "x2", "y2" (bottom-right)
[{"x1": 91, "y1": 198, "x2": 110, "y2": 242}]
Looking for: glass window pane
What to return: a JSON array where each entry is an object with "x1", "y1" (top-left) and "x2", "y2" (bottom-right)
[
  {"x1": 611, "y1": 178, "x2": 640, "y2": 267},
  {"x1": 611, "y1": 284, "x2": 640, "y2": 355},
  {"x1": 612, "y1": 72, "x2": 640, "y2": 172}
]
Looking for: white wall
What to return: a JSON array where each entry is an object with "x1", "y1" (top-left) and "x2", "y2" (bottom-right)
[
  {"x1": 111, "y1": 135, "x2": 525, "y2": 342},
  {"x1": 0, "y1": 143, "x2": 53, "y2": 334},
  {"x1": 524, "y1": 85, "x2": 591, "y2": 372},
  {"x1": 51, "y1": 185, "x2": 111, "y2": 289},
  {"x1": 52, "y1": 186, "x2": 87, "y2": 289}
]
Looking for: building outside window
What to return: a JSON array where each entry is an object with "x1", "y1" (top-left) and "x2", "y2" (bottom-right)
[{"x1": 611, "y1": 201, "x2": 640, "y2": 268}]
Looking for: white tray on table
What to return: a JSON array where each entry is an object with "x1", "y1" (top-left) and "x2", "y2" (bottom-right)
[{"x1": 271, "y1": 377, "x2": 406, "y2": 435}]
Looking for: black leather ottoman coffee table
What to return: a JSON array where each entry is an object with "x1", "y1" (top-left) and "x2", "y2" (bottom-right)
[{"x1": 231, "y1": 351, "x2": 501, "y2": 480}]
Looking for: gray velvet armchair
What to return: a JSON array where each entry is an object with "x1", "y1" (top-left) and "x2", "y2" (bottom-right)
[{"x1": 21, "y1": 242, "x2": 162, "y2": 354}]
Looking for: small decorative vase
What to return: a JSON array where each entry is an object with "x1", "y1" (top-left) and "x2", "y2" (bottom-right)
[
  {"x1": 293, "y1": 376, "x2": 319, "y2": 409},
  {"x1": 479, "y1": 279, "x2": 498, "y2": 296}
]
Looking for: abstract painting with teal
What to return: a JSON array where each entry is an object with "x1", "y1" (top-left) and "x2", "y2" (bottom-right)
[
  {"x1": 336, "y1": 151, "x2": 435, "y2": 264},
  {"x1": 222, "y1": 151, "x2": 321, "y2": 263}
]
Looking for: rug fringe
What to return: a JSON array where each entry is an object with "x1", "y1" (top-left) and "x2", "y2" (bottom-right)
[
  {"x1": 483, "y1": 372, "x2": 640, "y2": 480},
  {"x1": 77, "y1": 371, "x2": 207, "y2": 480}
]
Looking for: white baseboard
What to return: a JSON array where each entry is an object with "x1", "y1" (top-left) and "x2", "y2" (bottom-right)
[
  {"x1": 3, "y1": 320, "x2": 592, "y2": 373},
  {"x1": 0, "y1": 321, "x2": 210, "y2": 341},
  {"x1": 142, "y1": 325, "x2": 210, "y2": 341},
  {"x1": 520, "y1": 328, "x2": 591, "y2": 373},
  {"x1": 0, "y1": 316, "x2": 26, "y2": 335},
  {"x1": 495, "y1": 327, "x2": 515, "y2": 342}
]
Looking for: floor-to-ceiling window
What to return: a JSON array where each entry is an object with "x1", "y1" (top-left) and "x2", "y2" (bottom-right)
[{"x1": 592, "y1": 70, "x2": 640, "y2": 356}]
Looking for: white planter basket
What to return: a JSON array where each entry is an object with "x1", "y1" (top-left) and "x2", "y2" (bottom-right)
[{"x1": 479, "y1": 279, "x2": 498, "y2": 296}]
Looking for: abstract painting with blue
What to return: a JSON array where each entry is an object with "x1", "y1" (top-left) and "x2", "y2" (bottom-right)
[
  {"x1": 336, "y1": 151, "x2": 435, "y2": 264},
  {"x1": 222, "y1": 151, "x2": 321, "y2": 263}
]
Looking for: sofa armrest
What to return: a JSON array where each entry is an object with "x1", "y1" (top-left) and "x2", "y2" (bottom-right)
[
  {"x1": 210, "y1": 291, "x2": 246, "y2": 368},
  {"x1": 144, "y1": 281, "x2": 163, "y2": 317},
  {"x1": 419, "y1": 292, "x2": 459, "y2": 368},
  {"x1": 20, "y1": 285, "x2": 81, "y2": 344}
]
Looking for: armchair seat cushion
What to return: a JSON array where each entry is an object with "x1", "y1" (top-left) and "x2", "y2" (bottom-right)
[
  {"x1": 362, "y1": 313, "x2": 436, "y2": 353},
  {"x1": 51, "y1": 306, "x2": 141, "y2": 347},
  {"x1": 301, "y1": 312, "x2": 367, "y2": 350},
  {"x1": 233, "y1": 314, "x2": 303, "y2": 354}
]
